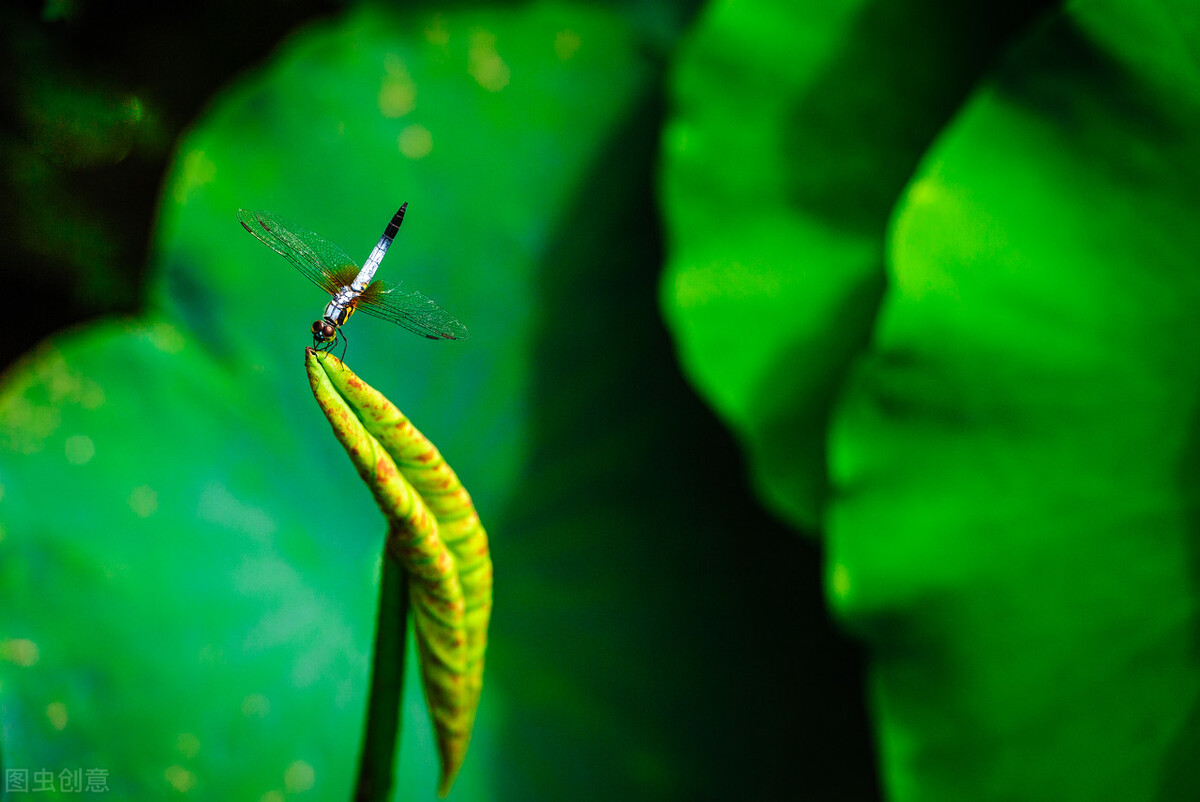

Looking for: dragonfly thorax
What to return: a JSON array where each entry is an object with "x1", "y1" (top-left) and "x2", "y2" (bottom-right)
[
  {"x1": 313, "y1": 291, "x2": 360, "y2": 351},
  {"x1": 322, "y1": 292, "x2": 360, "y2": 327}
]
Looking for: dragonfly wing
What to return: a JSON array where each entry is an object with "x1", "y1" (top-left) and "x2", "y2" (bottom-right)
[
  {"x1": 238, "y1": 209, "x2": 359, "y2": 295},
  {"x1": 356, "y1": 280, "x2": 471, "y2": 340}
]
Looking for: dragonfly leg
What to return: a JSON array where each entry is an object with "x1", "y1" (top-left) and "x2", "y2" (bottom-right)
[
  {"x1": 312, "y1": 332, "x2": 340, "y2": 363},
  {"x1": 336, "y1": 326, "x2": 349, "y2": 365}
]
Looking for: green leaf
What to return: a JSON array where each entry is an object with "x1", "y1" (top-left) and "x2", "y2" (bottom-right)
[
  {"x1": 661, "y1": 0, "x2": 1200, "y2": 799},
  {"x1": 307, "y1": 349, "x2": 492, "y2": 797},
  {"x1": 0, "y1": 3, "x2": 659, "y2": 798},
  {"x1": 660, "y1": 0, "x2": 1054, "y2": 529},
  {"x1": 822, "y1": 1, "x2": 1200, "y2": 800}
]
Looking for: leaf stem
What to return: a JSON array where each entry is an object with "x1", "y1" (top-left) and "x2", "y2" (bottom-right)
[{"x1": 354, "y1": 551, "x2": 409, "y2": 802}]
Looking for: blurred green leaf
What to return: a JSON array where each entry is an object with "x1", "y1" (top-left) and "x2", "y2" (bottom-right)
[
  {"x1": 828, "y1": 2, "x2": 1200, "y2": 798},
  {"x1": 657, "y1": 0, "x2": 1200, "y2": 798},
  {"x1": 2, "y1": 3, "x2": 655, "y2": 798},
  {"x1": 660, "y1": 0, "x2": 1053, "y2": 529}
]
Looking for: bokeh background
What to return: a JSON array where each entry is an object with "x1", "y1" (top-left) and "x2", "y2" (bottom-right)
[{"x1": 3, "y1": 0, "x2": 1200, "y2": 800}]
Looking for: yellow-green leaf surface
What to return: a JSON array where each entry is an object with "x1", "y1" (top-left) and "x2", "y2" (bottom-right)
[
  {"x1": 0, "y1": 2, "x2": 878, "y2": 800},
  {"x1": 307, "y1": 349, "x2": 492, "y2": 796}
]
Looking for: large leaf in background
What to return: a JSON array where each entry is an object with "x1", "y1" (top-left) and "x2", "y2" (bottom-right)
[
  {"x1": 827, "y1": 1, "x2": 1200, "y2": 799},
  {"x1": 659, "y1": 0, "x2": 1054, "y2": 530},
  {"x1": 1, "y1": 1, "x2": 879, "y2": 800},
  {"x1": 3, "y1": 3, "x2": 631, "y2": 798},
  {"x1": 662, "y1": 0, "x2": 1200, "y2": 798}
]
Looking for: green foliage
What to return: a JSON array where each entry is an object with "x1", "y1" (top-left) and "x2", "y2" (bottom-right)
[
  {"x1": 660, "y1": 0, "x2": 1058, "y2": 530},
  {"x1": 16, "y1": 0, "x2": 1192, "y2": 799},
  {"x1": 832, "y1": 5, "x2": 1200, "y2": 799},
  {"x1": 664, "y1": 0, "x2": 1200, "y2": 800},
  {"x1": 1, "y1": 2, "x2": 873, "y2": 800}
]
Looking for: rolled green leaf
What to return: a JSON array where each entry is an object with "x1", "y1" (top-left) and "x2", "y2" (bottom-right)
[{"x1": 305, "y1": 348, "x2": 492, "y2": 797}]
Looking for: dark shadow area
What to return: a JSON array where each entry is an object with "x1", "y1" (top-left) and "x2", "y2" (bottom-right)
[
  {"x1": 488, "y1": 83, "x2": 881, "y2": 800},
  {"x1": 1155, "y1": 405, "x2": 1200, "y2": 797},
  {"x1": 0, "y1": 0, "x2": 340, "y2": 372},
  {"x1": 785, "y1": 0, "x2": 1058, "y2": 235}
]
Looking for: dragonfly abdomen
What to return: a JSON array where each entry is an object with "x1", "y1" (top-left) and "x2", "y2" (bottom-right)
[{"x1": 351, "y1": 203, "x2": 407, "y2": 292}]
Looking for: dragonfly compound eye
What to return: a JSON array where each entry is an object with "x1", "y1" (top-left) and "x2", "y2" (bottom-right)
[{"x1": 311, "y1": 321, "x2": 336, "y2": 341}]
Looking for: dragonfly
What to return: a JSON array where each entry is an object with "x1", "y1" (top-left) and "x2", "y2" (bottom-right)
[{"x1": 237, "y1": 202, "x2": 469, "y2": 357}]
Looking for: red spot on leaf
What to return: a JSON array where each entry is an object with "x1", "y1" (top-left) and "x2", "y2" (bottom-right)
[{"x1": 376, "y1": 457, "x2": 397, "y2": 479}]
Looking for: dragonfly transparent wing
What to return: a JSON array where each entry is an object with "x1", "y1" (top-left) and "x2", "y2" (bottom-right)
[
  {"x1": 357, "y1": 280, "x2": 471, "y2": 340},
  {"x1": 238, "y1": 209, "x2": 360, "y2": 294}
]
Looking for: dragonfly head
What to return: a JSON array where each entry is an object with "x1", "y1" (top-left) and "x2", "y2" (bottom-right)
[{"x1": 311, "y1": 320, "x2": 337, "y2": 345}]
